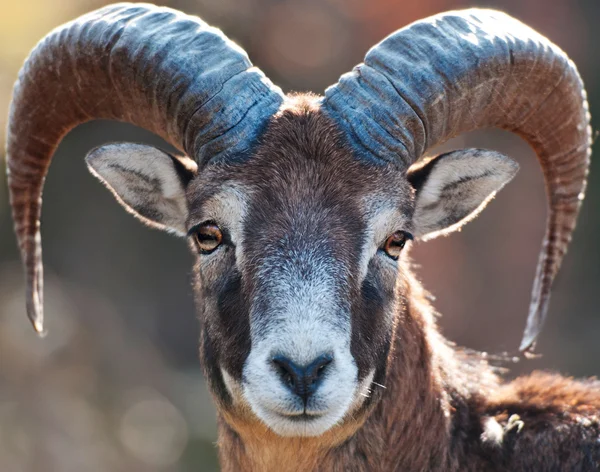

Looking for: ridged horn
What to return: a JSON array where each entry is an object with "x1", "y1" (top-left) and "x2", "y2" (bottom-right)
[
  {"x1": 322, "y1": 9, "x2": 591, "y2": 352},
  {"x1": 6, "y1": 3, "x2": 284, "y2": 334}
]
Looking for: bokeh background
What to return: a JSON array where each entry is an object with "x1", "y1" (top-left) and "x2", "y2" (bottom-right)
[{"x1": 0, "y1": 0, "x2": 599, "y2": 470}]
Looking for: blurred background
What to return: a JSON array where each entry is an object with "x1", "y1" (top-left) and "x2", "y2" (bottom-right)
[{"x1": 0, "y1": 0, "x2": 599, "y2": 470}]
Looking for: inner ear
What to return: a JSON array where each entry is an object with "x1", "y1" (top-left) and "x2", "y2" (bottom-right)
[
  {"x1": 407, "y1": 148, "x2": 518, "y2": 240},
  {"x1": 86, "y1": 143, "x2": 197, "y2": 236}
]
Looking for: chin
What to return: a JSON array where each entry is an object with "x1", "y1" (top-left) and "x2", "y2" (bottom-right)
[{"x1": 255, "y1": 403, "x2": 352, "y2": 437}]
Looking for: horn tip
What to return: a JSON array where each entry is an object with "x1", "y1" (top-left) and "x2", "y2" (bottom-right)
[
  {"x1": 29, "y1": 312, "x2": 45, "y2": 334},
  {"x1": 520, "y1": 293, "x2": 551, "y2": 354},
  {"x1": 28, "y1": 315, "x2": 47, "y2": 338},
  {"x1": 26, "y1": 301, "x2": 46, "y2": 337},
  {"x1": 519, "y1": 337, "x2": 537, "y2": 355},
  {"x1": 519, "y1": 316, "x2": 544, "y2": 357},
  {"x1": 519, "y1": 319, "x2": 540, "y2": 354},
  {"x1": 33, "y1": 319, "x2": 46, "y2": 336}
]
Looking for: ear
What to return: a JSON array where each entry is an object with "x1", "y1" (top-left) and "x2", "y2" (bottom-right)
[
  {"x1": 407, "y1": 149, "x2": 518, "y2": 240},
  {"x1": 86, "y1": 143, "x2": 198, "y2": 236}
]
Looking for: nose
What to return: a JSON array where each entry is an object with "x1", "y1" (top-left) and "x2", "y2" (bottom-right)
[{"x1": 272, "y1": 354, "x2": 333, "y2": 403}]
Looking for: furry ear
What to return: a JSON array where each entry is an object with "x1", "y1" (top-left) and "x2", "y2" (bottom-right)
[
  {"x1": 86, "y1": 143, "x2": 197, "y2": 235},
  {"x1": 407, "y1": 149, "x2": 518, "y2": 240}
]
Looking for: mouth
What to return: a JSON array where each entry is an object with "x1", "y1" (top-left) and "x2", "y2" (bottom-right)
[
  {"x1": 263, "y1": 407, "x2": 343, "y2": 437},
  {"x1": 275, "y1": 412, "x2": 325, "y2": 423}
]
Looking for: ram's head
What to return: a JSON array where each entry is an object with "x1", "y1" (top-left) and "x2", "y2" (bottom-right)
[{"x1": 7, "y1": 4, "x2": 590, "y2": 438}]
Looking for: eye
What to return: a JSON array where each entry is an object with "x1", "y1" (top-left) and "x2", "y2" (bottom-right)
[
  {"x1": 382, "y1": 231, "x2": 413, "y2": 260},
  {"x1": 192, "y1": 222, "x2": 223, "y2": 254}
]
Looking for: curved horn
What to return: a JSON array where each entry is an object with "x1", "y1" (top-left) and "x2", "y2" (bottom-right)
[
  {"x1": 6, "y1": 3, "x2": 283, "y2": 334},
  {"x1": 323, "y1": 9, "x2": 591, "y2": 352}
]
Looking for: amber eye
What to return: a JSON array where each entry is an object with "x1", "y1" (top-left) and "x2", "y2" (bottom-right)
[
  {"x1": 192, "y1": 223, "x2": 223, "y2": 254},
  {"x1": 383, "y1": 231, "x2": 413, "y2": 260}
]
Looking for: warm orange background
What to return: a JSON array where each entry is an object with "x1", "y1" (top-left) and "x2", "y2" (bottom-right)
[{"x1": 0, "y1": 1, "x2": 599, "y2": 470}]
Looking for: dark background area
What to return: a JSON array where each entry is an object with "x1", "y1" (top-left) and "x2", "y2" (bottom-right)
[{"x1": 0, "y1": 0, "x2": 599, "y2": 470}]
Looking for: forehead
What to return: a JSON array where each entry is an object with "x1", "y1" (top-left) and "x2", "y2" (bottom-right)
[{"x1": 187, "y1": 98, "x2": 413, "y2": 231}]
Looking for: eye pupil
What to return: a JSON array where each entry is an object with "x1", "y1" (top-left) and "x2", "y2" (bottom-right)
[
  {"x1": 383, "y1": 231, "x2": 412, "y2": 260},
  {"x1": 193, "y1": 223, "x2": 223, "y2": 254}
]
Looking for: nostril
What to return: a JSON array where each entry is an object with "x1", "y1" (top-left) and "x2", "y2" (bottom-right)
[
  {"x1": 306, "y1": 354, "x2": 333, "y2": 385},
  {"x1": 272, "y1": 355, "x2": 301, "y2": 391}
]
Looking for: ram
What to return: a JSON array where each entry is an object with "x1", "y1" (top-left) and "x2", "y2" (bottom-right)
[{"x1": 6, "y1": 3, "x2": 599, "y2": 471}]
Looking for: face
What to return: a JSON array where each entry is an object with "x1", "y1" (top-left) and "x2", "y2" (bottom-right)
[
  {"x1": 186, "y1": 105, "x2": 414, "y2": 437},
  {"x1": 86, "y1": 96, "x2": 517, "y2": 439}
]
